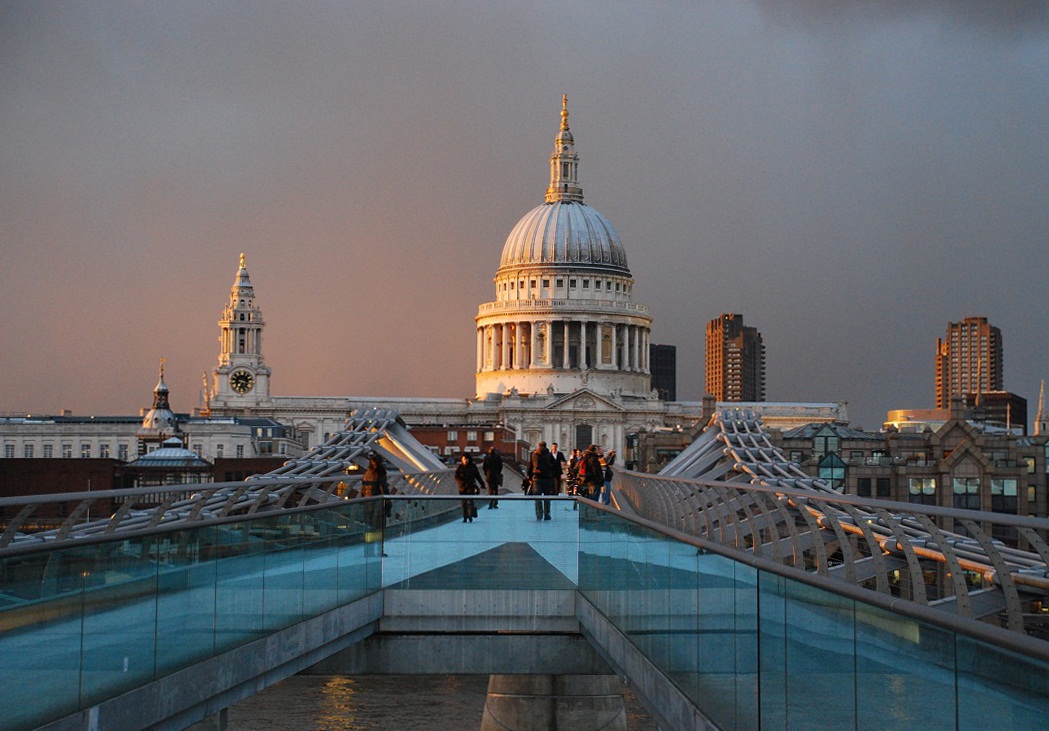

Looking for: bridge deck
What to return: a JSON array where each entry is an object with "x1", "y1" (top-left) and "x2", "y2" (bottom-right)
[{"x1": 2, "y1": 496, "x2": 1049, "y2": 731}]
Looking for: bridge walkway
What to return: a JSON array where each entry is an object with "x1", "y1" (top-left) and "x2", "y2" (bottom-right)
[{"x1": 2, "y1": 496, "x2": 1048, "y2": 731}]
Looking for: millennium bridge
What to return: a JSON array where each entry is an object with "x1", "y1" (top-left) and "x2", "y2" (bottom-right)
[{"x1": 2, "y1": 408, "x2": 1047, "y2": 730}]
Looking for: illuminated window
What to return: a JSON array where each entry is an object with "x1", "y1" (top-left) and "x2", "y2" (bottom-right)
[{"x1": 909, "y1": 478, "x2": 937, "y2": 505}]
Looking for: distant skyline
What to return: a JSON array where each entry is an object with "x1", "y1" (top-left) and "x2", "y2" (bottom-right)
[{"x1": 3, "y1": 2, "x2": 1048, "y2": 431}]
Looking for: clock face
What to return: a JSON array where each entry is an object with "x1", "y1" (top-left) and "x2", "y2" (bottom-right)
[{"x1": 230, "y1": 370, "x2": 255, "y2": 394}]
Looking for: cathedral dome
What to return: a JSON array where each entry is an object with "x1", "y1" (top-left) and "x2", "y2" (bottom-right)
[
  {"x1": 496, "y1": 94, "x2": 631, "y2": 278},
  {"x1": 498, "y1": 201, "x2": 629, "y2": 275}
]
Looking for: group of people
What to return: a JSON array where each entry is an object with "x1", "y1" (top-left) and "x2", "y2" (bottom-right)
[
  {"x1": 453, "y1": 446, "x2": 504, "y2": 522},
  {"x1": 367, "y1": 442, "x2": 616, "y2": 527},
  {"x1": 453, "y1": 441, "x2": 616, "y2": 523},
  {"x1": 525, "y1": 441, "x2": 615, "y2": 520}
]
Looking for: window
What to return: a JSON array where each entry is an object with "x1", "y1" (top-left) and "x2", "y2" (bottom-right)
[
  {"x1": 23, "y1": 444, "x2": 34, "y2": 458},
  {"x1": 952, "y1": 477, "x2": 981, "y2": 510},
  {"x1": 582, "y1": 280, "x2": 589, "y2": 289},
  {"x1": 789, "y1": 450, "x2": 803, "y2": 463},
  {"x1": 876, "y1": 478, "x2": 891, "y2": 498},
  {"x1": 4, "y1": 444, "x2": 14, "y2": 459},
  {"x1": 447, "y1": 430, "x2": 458, "y2": 441},
  {"x1": 818, "y1": 453, "x2": 846, "y2": 491},
  {"x1": 850, "y1": 451, "x2": 863, "y2": 461},
  {"x1": 43, "y1": 444, "x2": 53, "y2": 458},
  {"x1": 909, "y1": 478, "x2": 937, "y2": 505},
  {"x1": 569, "y1": 279, "x2": 577, "y2": 288},
  {"x1": 484, "y1": 431, "x2": 495, "y2": 442},
  {"x1": 556, "y1": 279, "x2": 563, "y2": 288},
  {"x1": 467, "y1": 431, "x2": 478, "y2": 442},
  {"x1": 216, "y1": 444, "x2": 224, "y2": 458},
  {"x1": 118, "y1": 444, "x2": 129, "y2": 461},
  {"x1": 236, "y1": 444, "x2": 244, "y2": 458},
  {"x1": 80, "y1": 444, "x2": 91, "y2": 458},
  {"x1": 857, "y1": 478, "x2": 871, "y2": 497},
  {"x1": 62, "y1": 444, "x2": 72, "y2": 459},
  {"x1": 606, "y1": 281, "x2": 612, "y2": 291},
  {"x1": 530, "y1": 280, "x2": 536, "y2": 289},
  {"x1": 991, "y1": 478, "x2": 1018, "y2": 513},
  {"x1": 1026, "y1": 457, "x2": 1037, "y2": 474},
  {"x1": 543, "y1": 279, "x2": 549, "y2": 288},
  {"x1": 99, "y1": 444, "x2": 110, "y2": 458},
  {"x1": 813, "y1": 436, "x2": 839, "y2": 458},
  {"x1": 1029, "y1": 485, "x2": 1037, "y2": 503},
  {"x1": 193, "y1": 444, "x2": 202, "y2": 457}
]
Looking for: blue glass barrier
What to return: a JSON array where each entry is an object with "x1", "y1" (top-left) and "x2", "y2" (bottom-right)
[
  {"x1": 4, "y1": 495, "x2": 1049, "y2": 731},
  {"x1": 578, "y1": 505, "x2": 1049, "y2": 731}
]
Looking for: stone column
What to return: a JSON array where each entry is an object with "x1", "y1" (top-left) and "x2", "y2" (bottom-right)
[
  {"x1": 580, "y1": 320, "x2": 588, "y2": 369},
  {"x1": 562, "y1": 320, "x2": 570, "y2": 369},
  {"x1": 631, "y1": 325, "x2": 639, "y2": 372},
  {"x1": 503, "y1": 323, "x2": 511, "y2": 371},
  {"x1": 611, "y1": 322, "x2": 618, "y2": 369},
  {"x1": 530, "y1": 321, "x2": 538, "y2": 368},
  {"x1": 476, "y1": 327, "x2": 484, "y2": 372},
  {"x1": 480, "y1": 675, "x2": 627, "y2": 731}
]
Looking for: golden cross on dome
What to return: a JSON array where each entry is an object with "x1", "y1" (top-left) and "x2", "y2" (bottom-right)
[
  {"x1": 560, "y1": 93, "x2": 569, "y2": 130},
  {"x1": 239, "y1": 252, "x2": 246, "y2": 268}
]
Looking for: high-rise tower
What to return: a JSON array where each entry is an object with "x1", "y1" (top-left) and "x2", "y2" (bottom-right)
[
  {"x1": 935, "y1": 317, "x2": 1002, "y2": 409},
  {"x1": 705, "y1": 313, "x2": 765, "y2": 402},
  {"x1": 211, "y1": 253, "x2": 271, "y2": 410}
]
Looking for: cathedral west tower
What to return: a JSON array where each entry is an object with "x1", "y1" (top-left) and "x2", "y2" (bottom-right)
[
  {"x1": 210, "y1": 253, "x2": 272, "y2": 411},
  {"x1": 475, "y1": 95, "x2": 653, "y2": 401}
]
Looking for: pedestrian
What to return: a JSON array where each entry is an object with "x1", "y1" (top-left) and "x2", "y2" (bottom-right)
[
  {"x1": 482, "y1": 447, "x2": 503, "y2": 509},
  {"x1": 361, "y1": 453, "x2": 389, "y2": 543},
  {"x1": 600, "y1": 448, "x2": 616, "y2": 505},
  {"x1": 550, "y1": 442, "x2": 568, "y2": 494},
  {"x1": 527, "y1": 441, "x2": 558, "y2": 520},
  {"x1": 580, "y1": 444, "x2": 603, "y2": 501},
  {"x1": 454, "y1": 453, "x2": 484, "y2": 523},
  {"x1": 567, "y1": 448, "x2": 581, "y2": 492}
]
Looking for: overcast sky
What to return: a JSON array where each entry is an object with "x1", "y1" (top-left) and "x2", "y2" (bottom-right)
[{"x1": 2, "y1": 1, "x2": 1048, "y2": 430}]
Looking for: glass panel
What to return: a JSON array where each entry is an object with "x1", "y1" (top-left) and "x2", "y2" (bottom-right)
[
  {"x1": 957, "y1": 636, "x2": 1049, "y2": 729},
  {"x1": 155, "y1": 527, "x2": 218, "y2": 674},
  {"x1": 854, "y1": 601, "x2": 955, "y2": 730},
  {"x1": 79, "y1": 538, "x2": 159, "y2": 706},
  {"x1": 780, "y1": 579, "x2": 856, "y2": 729}
]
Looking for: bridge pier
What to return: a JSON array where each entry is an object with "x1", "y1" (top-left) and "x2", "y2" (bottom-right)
[
  {"x1": 185, "y1": 709, "x2": 227, "y2": 731},
  {"x1": 479, "y1": 674, "x2": 626, "y2": 731}
]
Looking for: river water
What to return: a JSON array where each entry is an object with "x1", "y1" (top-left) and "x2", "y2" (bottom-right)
[{"x1": 227, "y1": 675, "x2": 658, "y2": 731}]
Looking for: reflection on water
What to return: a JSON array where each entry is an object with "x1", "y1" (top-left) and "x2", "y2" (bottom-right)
[{"x1": 228, "y1": 675, "x2": 657, "y2": 731}]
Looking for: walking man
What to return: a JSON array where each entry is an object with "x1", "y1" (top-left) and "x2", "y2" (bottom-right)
[
  {"x1": 527, "y1": 441, "x2": 558, "y2": 520},
  {"x1": 482, "y1": 447, "x2": 503, "y2": 509}
]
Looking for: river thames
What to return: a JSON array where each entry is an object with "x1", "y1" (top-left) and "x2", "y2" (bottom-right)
[{"x1": 227, "y1": 675, "x2": 658, "y2": 730}]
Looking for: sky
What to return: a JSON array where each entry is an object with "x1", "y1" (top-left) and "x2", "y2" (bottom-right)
[{"x1": 2, "y1": 1, "x2": 1048, "y2": 431}]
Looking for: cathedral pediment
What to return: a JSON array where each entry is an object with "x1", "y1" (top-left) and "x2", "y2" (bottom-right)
[{"x1": 544, "y1": 389, "x2": 624, "y2": 413}]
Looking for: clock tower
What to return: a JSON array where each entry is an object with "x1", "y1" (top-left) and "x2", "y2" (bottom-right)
[{"x1": 211, "y1": 253, "x2": 272, "y2": 411}]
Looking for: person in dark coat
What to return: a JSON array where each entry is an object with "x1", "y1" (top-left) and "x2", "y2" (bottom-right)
[
  {"x1": 455, "y1": 453, "x2": 484, "y2": 523},
  {"x1": 527, "y1": 441, "x2": 558, "y2": 520},
  {"x1": 580, "y1": 444, "x2": 603, "y2": 501},
  {"x1": 550, "y1": 442, "x2": 568, "y2": 494},
  {"x1": 482, "y1": 447, "x2": 503, "y2": 509},
  {"x1": 361, "y1": 453, "x2": 389, "y2": 531}
]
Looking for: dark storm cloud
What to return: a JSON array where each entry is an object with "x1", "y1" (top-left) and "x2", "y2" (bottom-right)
[{"x1": 1, "y1": 1, "x2": 1047, "y2": 430}]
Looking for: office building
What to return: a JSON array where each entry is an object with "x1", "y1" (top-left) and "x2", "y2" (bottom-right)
[
  {"x1": 935, "y1": 317, "x2": 1003, "y2": 409},
  {"x1": 705, "y1": 313, "x2": 765, "y2": 402}
]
